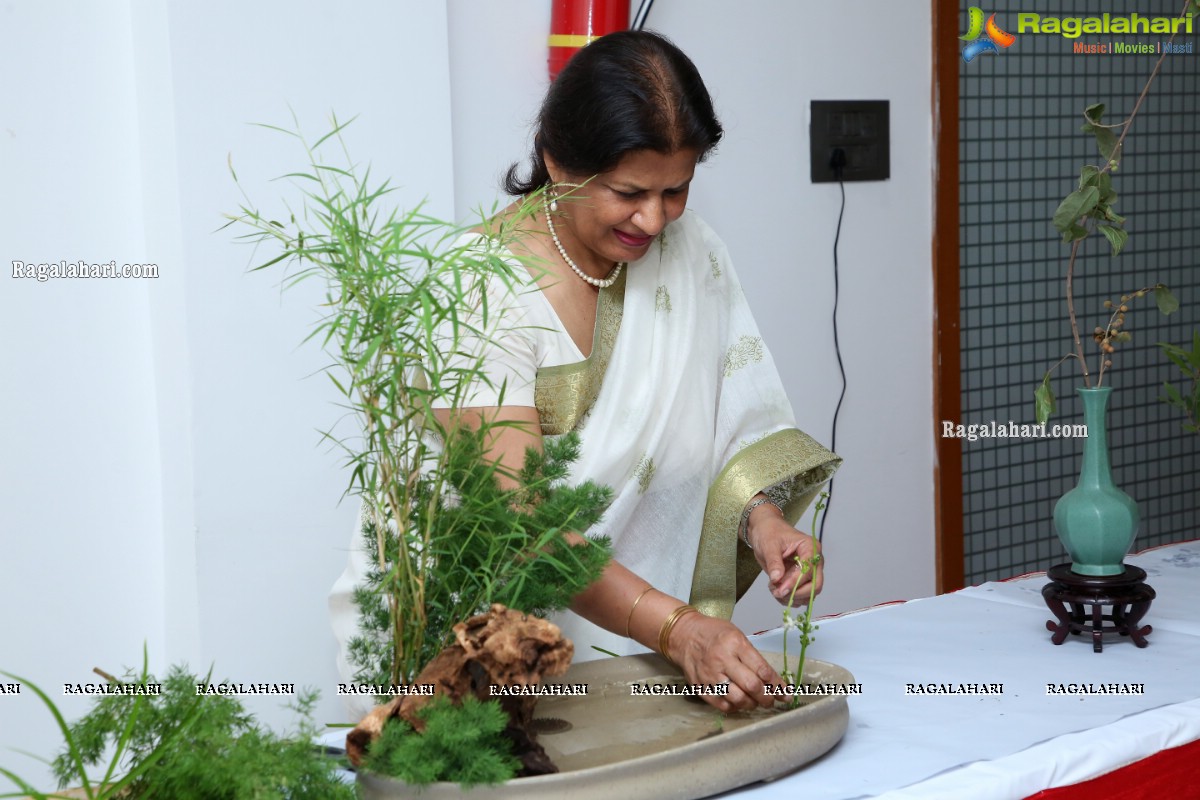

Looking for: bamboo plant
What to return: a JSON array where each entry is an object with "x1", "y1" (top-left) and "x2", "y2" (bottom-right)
[{"x1": 226, "y1": 115, "x2": 612, "y2": 692}]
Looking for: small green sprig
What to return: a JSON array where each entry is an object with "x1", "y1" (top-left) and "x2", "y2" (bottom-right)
[
  {"x1": 1158, "y1": 331, "x2": 1200, "y2": 434},
  {"x1": 779, "y1": 492, "x2": 828, "y2": 710}
]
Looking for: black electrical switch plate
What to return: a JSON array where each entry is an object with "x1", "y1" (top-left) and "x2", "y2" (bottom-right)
[{"x1": 810, "y1": 100, "x2": 890, "y2": 183}]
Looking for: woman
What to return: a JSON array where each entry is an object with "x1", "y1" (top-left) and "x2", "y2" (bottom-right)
[{"x1": 334, "y1": 30, "x2": 839, "y2": 714}]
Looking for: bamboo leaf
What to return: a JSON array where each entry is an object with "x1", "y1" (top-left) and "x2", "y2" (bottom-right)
[
  {"x1": 1162, "y1": 381, "x2": 1185, "y2": 409},
  {"x1": 312, "y1": 113, "x2": 360, "y2": 149},
  {"x1": 1157, "y1": 342, "x2": 1192, "y2": 373}
]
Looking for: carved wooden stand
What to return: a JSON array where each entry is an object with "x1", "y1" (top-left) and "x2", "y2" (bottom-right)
[{"x1": 1042, "y1": 564, "x2": 1155, "y2": 653}]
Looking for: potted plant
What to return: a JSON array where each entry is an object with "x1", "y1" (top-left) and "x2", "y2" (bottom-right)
[
  {"x1": 226, "y1": 117, "x2": 853, "y2": 797},
  {"x1": 1033, "y1": 1, "x2": 1193, "y2": 577},
  {"x1": 227, "y1": 115, "x2": 621, "y2": 785}
]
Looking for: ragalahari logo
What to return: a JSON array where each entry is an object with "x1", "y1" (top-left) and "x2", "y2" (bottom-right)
[{"x1": 960, "y1": 7, "x2": 1016, "y2": 63}]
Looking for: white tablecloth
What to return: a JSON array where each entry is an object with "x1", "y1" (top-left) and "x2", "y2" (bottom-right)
[{"x1": 736, "y1": 541, "x2": 1200, "y2": 799}]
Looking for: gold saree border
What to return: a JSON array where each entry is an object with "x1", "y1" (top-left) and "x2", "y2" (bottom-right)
[
  {"x1": 534, "y1": 269, "x2": 626, "y2": 435},
  {"x1": 690, "y1": 429, "x2": 842, "y2": 619}
]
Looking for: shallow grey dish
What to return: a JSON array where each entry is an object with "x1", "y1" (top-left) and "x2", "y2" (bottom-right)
[{"x1": 358, "y1": 652, "x2": 853, "y2": 800}]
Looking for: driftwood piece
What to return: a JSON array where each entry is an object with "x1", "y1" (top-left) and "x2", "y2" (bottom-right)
[{"x1": 346, "y1": 604, "x2": 573, "y2": 776}]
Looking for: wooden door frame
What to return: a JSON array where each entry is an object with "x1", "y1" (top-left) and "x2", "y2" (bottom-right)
[{"x1": 932, "y1": 0, "x2": 964, "y2": 592}]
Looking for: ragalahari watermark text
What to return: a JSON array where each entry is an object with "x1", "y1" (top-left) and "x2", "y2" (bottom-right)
[{"x1": 12, "y1": 260, "x2": 159, "y2": 282}]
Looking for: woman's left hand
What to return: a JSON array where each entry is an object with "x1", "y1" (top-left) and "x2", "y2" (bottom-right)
[{"x1": 746, "y1": 505, "x2": 823, "y2": 605}]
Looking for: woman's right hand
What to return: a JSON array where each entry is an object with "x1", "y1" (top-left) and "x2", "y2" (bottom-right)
[
  {"x1": 664, "y1": 611, "x2": 785, "y2": 713},
  {"x1": 570, "y1": 561, "x2": 784, "y2": 713}
]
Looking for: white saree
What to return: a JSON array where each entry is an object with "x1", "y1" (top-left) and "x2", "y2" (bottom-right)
[{"x1": 329, "y1": 209, "x2": 840, "y2": 680}]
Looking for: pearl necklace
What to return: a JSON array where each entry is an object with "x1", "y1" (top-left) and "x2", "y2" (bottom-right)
[{"x1": 544, "y1": 193, "x2": 625, "y2": 289}]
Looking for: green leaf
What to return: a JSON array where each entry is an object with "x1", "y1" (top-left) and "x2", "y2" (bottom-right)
[
  {"x1": 1084, "y1": 103, "x2": 1106, "y2": 124},
  {"x1": 1163, "y1": 381, "x2": 1186, "y2": 409},
  {"x1": 1053, "y1": 187, "x2": 1101, "y2": 233},
  {"x1": 0, "y1": 670, "x2": 94, "y2": 797},
  {"x1": 1155, "y1": 285, "x2": 1180, "y2": 315},
  {"x1": 1035, "y1": 373, "x2": 1056, "y2": 426},
  {"x1": 1098, "y1": 224, "x2": 1128, "y2": 256},
  {"x1": 1061, "y1": 223, "x2": 1089, "y2": 243},
  {"x1": 1093, "y1": 126, "x2": 1121, "y2": 163},
  {"x1": 1079, "y1": 165, "x2": 1100, "y2": 188},
  {"x1": 1098, "y1": 172, "x2": 1115, "y2": 203},
  {"x1": 357, "y1": 334, "x2": 384, "y2": 372},
  {"x1": 1157, "y1": 342, "x2": 1192, "y2": 373}
]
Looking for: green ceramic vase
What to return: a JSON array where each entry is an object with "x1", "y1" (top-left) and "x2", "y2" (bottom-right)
[{"x1": 1052, "y1": 387, "x2": 1139, "y2": 576}]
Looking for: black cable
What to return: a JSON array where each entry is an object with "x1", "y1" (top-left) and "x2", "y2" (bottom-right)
[
  {"x1": 631, "y1": 0, "x2": 655, "y2": 30},
  {"x1": 818, "y1": 175, "x2": 847, "y2": 544}
]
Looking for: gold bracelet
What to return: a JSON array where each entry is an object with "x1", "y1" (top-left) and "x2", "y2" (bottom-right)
[
  {"x1": 624, "y1": 586, "x2": 655, "y2": 638},
  {"x1": 658, "y1": 604, "x2": 699, "y2": 666}
]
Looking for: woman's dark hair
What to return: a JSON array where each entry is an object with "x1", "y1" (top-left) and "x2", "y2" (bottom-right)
[{"x1": 504, "y1": 30, "x2": 723, "y2": 196}]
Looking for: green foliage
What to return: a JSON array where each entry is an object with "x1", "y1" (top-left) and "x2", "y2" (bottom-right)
[
  {"x1": 1, "y1": 647, "x2": 206, "y2": 800},
  {"x1": 1051, "y1": 104, "x2": 1126, "y2": 249},
  {"x1": 349, "y1": 428, "x2": 613, "y2": 687},
  {"x1": 227, "y1": 115, "x2": 612, "y2": 692},
  {"x1": 1036, "y1": 7, "x2": 1191, "y2": 421},
  {"x1": 1158, "y1": 331, "x2": 1200, "y2": 434},
  {"x1": 362, "y1": 696, "x2": 519, "y2": 787},
  {"x1": 2, "y1": 659, "x2": 352, "y2": 800}
]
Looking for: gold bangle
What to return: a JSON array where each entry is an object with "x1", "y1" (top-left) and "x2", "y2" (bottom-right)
[
  {"x1": 625, "y1": 586, "x2": 655, "y2": 638},
  {"x1": 658, "y1": 604, "x2": 699, "y2": 666}
]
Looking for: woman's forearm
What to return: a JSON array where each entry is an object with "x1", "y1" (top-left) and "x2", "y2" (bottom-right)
[{"x1": 569, "y1": 559, "x2": 691, "y2": 657}]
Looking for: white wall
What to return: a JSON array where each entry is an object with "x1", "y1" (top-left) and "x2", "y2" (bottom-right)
[
  {"x1": 0, "y1": 0, "x2": 455, "y2": 789},
  {"x1": 0, "y1": 0, "x2": 935, "y2": 790},
  {"x1": 0, "y1": 0, "x2": 166, "y2": 788}
]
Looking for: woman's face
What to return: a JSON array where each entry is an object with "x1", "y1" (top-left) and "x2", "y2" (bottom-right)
[{"x1": 545, "y1": 147, "x2": 699, "y2": 271}]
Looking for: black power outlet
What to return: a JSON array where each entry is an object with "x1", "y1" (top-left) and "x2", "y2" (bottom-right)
[{"x1": 810, "y1": 100, "x2": 890, "y2": 183}]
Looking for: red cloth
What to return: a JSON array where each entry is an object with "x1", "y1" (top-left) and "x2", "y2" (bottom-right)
[{"x1": 1024, "y1": 738, "x2": 1200, "y2": 800}]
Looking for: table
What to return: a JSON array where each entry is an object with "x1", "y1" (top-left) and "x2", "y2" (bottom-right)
[
  {"x1": 734, "y1": 540, "x2": 1200, "y2": 799},
  {"x1": 320, "y1": 540, "x2": 1200, "y2": 798}
]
